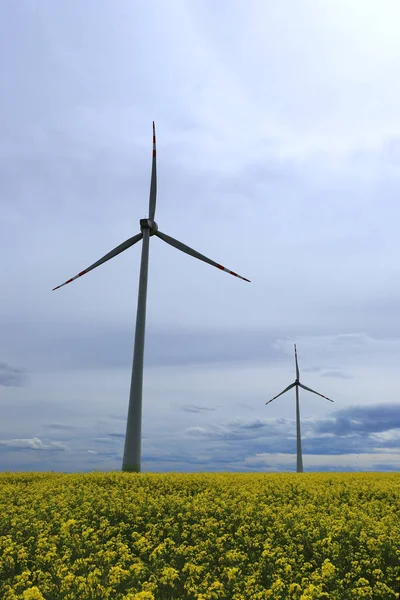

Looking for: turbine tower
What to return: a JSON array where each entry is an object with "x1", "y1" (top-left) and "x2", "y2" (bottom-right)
[
  {"x1": 265, "y1": 344, "x2": 333, "y2": 473},
  {"x1": 53, "y1": 122, "x2": 250, "y2": 472}
]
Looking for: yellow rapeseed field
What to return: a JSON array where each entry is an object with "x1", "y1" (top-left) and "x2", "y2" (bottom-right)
[{"x1": 0, "y1": 472, "x2": 399, "y2": 599}]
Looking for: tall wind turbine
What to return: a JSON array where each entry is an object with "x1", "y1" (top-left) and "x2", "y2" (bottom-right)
[
  {"x1": 53, "y1": 122, "x2": 250, "y2": 472},
  {"x1": 265, "y1": 344, "x2": 333, "y2": 473}
]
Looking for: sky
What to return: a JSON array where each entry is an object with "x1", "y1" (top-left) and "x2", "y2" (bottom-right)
[{"x1": 1, "y1": 0, "x2": 400, "y2": 473}]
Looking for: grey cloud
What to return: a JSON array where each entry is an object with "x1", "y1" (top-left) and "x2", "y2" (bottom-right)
[
  {"x1": 43, "y1": 423, "x2": 76, "y2": 430},
  {"x1": 180, "y1": 404, "x2": 216, "y2": 413},
  {"x1": 320, "y1": 370, "x2": 353, "y2": 379},
  {"x1": 0, "y1": 402, "x2": 398, "y2": 472},
  {"x1": 0, "y1": 363, "x2": 27, "y2": 387},
  {"x1": 92, "y1": 437, "x2": 119, "y2": 444},
  {"x1": 230, "y1": 418, "x2": 267, "y2": 430},
  {"x1": 369, "y1": 463, "x2": 400, "y2": 472},
  {"x1": 92, "y1": 450, "x2": 121, "y2": 459},
  {"x1": 182, "y1": 404, "x2": 400, "y2": 463},
  {"x1": 0, "y1": 396, "x2": 96, "y2": 442},
  {"x1": 0, "y1": 322, "x2": 285, "y2": 370},
  {"x1": 302, "y1": 367, "x2": 327, "y2": 373},
  {"x1": 302, "y1": 366, "x2": 353, "y2": 379},
  {"x1": 185, "y1": 418, "x2": 289, "y2": 442},
  {"x1": 317, "y1": 403, "x2": 400, "y2": 436},
  {"x1": 300, "y1": 436, "x2": 377, "y2": 456}
]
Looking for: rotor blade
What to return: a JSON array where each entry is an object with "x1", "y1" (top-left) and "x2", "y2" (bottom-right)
[
  {"x1": 265, "y1": 382, "x2": 296, "y2": 405},
  {"x1": 299, "y1": 382, "x2": 334, "y2": 402},
  {"x1": 294, "y1": 344, "x2": 299, "y2": 380},
  {"x1": 52, "y1": 232, "x2": 143, "y2": 291},
  {"x1": 149, "y1": 121, "x2": 157, "y2": 221},
  {"x1": 155, "y1": 230, "x2": 250, "y2": 282}
]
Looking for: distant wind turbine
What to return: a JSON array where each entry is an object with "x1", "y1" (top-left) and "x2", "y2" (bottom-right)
[
  {"x1": 265, "y1": 344, "x2": 333, "y2": 473},
  {"x1": 53, "y1": 122, "x2": 250, "y2": 472}
]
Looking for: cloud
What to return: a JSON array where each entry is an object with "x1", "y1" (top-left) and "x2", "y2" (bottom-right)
[
  {"x1": 320, "y1": 370, "x2": 353, "y2": 380},
  {"x1": 230, "y1": 418, "x2": 273, "y2": 430},
  {"x1": 0, "y1": 437, "x2": 68, "y2": 451},
  {"x1": 180, "y1": 404, "x2": 216, "y2": 413},
  {"x1": 185, "y1": 427, "x2": 210, "y2": 437},
  {"x1": 244, "y1": 452, "x2": 400, "y2": 472},
  {"x1": 0, "y1": 363, "x2": 27, "y2": 387},
  {"x1": 185, "y1": 418, "x2": 291, "y2": 442},
  {"x1": 317, "y1": 403, "x2": 400, "y2": 436},
  {"x1": 43, "y1": 423, "x2": 75, "y2": 430},
  {"x1": 302, "y1": 367, "x2": 353, "y2": 380},
  {"x1": 183, "y1": 404, "x2": 400, "y2": 461}
]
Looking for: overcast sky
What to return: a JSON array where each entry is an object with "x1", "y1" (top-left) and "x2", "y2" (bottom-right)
[{"x1": 1, "y1": 0, "x2": 400, "y2": 473}]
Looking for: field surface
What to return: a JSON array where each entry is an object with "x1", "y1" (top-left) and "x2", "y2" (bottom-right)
[{"x1": 0, "y1": 472, "x2": 399, "y2": 599}]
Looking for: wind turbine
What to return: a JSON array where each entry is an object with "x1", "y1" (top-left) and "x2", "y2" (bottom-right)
[
  {"x1": 265, "y1": 344, "x2": 333, "y2": 473},
  {"x1": 53, "y1": 122, "x2": 250, "y2": 472}
]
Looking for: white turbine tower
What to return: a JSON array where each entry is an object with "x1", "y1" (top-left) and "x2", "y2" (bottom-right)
[
  {"x1": 53, "y1": 122, "x2": 250, "y2": 472},
  {"x1": 265, "y1": 344, "x2": 333, "y2": 473}
]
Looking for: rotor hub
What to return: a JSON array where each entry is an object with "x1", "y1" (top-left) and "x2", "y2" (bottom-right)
[{"x1": 140, "y1": 219, "x2": 158, "y2": 236}]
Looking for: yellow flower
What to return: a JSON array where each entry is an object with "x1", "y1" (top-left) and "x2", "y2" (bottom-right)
[
  {"x1": 22, "y1": 587, "x2": 45, "y2": 600},
  {"x1": 159, "y1": 566, "x2": 179, "y2": 586}
]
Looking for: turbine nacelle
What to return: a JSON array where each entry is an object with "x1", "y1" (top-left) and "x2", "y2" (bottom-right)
[{"x1": 140, "y1": 218, "x2": 158, "y2": 236}]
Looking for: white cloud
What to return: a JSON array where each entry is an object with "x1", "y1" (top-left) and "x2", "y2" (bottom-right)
[{"x1": 0, "y1": 437, "x2": 68, "y2": 451}]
